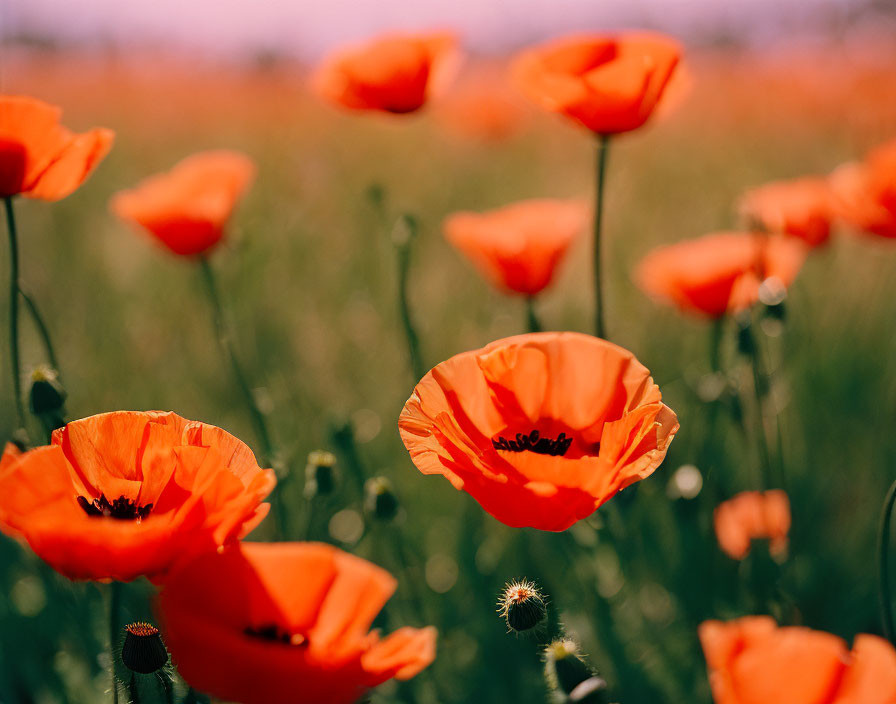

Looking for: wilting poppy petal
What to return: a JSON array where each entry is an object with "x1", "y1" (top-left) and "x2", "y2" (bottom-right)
[
  {"x1": 635, "y1": 231, "x2": 808, "y2": 318},
  {"x1": 399, "y1": 332, "x2": 678, "y2": 531},
  {"x1": 0, "y1": 95, "x2": 113, "y2": 201},
  {"x1": 159, "y1": 542, "x2": 436, "y2": 704},
  {"x1": 0, "y1": 411, "x2": 275, "y2": 582},
  {"x1": 443, "y1": 198, "x2": 588, "y2": 296},
  {"x1": 713, "y1": 490, "x2": 791, "y2": 560},
  {"x1": 830, "y1": 138, "x2": 896, "y2": 239},
  {"x1": 740, "y1": 177, "x2": 834, "y2": 247},
  {"x1": 315, "y1": 32, "x2": 459, "y2": 114},
  {"x1": 110, "y1": 150, "x2": 255, "y2": 256},
  {"x1": 512, "y1": 32, "x2": 682, "y2": 134},
  {"x1": 700, "y1": 617, "x2": 896, "y2": 704}
]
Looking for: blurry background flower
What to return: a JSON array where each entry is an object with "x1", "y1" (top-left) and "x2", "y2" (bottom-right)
[
  {"x1": 830, "y1": 138, "x2": 896, "y2": 239},
  {"x1": 739, "y1": 177, "x2": 834, "y2": 247},
  {"x1": 713, "y1": 490, "x2": 790, "y2": 560}
]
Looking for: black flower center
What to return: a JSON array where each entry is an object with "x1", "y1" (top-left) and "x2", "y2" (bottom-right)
[
  {"x1": 492, "y1": 430, "x2": 574, "y2": 457},
  {"x1": 77, "y1": 494, "x2": 153, "y2": 521},
  {"x1": 244, "y1": 624, "x2": 307, "y2": 647}
]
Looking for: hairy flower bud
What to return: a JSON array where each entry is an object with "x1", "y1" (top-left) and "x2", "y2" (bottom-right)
[
  {"x1": 498, "y1": 579, "x2": 546, "y2": 633},
  {"x1": 544, "y1": 639, "x2": 606, "y2": 701},
  {"x1": 29, "y1": 365, "x2": 66, "y2": 416},
  {"x1": 121, "y1": 622, "x2": 168, "y2": 674},
  {"x1": 364, "y1": 476, "x2": 399, "y2": 521},
  {"x1": 304, "y1": 450, "x2": 337, "y2": 497}
]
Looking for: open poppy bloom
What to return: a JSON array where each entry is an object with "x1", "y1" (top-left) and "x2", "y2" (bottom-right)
[
  {"x1": 159, "y1": 541, "x2": 437, "y2": 704},
  {"x1": 740, "y1": 177, "x2": 834, "y2": 247},
  {"x1": 713, "y1": 490, "x2": 790, "y2": 560},
  {"x1": 0, "y1": 411, "x2": 275, "y2": 582},
  {"x1": 635, "y1": 232, "x2": 808, "y2": 318},
  {"x1": 314, "y1": 32, "x2": 459, "y2": 114},
  {"x1": 699, "y1": 616, "x2": 896, "y2": 704},
  {"x1": 110, "y1": 150, "x2": 255, "y2": 256},
  {"x1": 399, "y1": 332, "x2": 678, "y2": 531},
  {"x1": 830, "y1": 138, "x2": 896, "y2": 239},
  {"x1": 0, "y1": 95, "x2": 113, "y2": 201},
  {"x1": 512, "y1": 32, "x2": 681, "y2": 134},
  {"x1": 443, "y1": 199, "x2": 588, "y2": 296}
]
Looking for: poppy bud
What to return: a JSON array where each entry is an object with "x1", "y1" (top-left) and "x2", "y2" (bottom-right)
[
  {"x1": 121, "y1": 622, "x2": 168, "y2": 674},
  {"x1": 544, "y1": 639, "x2": 605, "y2": 700},
  {"x1": 29, "y1": 365, "x2": 66, "y2": 416},
  {"x1": 498, "y1": 579, "x2": 546, "y2": 633},
  {"x1": 364, "y1": 476, "x2": 399, "y2": 521},
  {"x1": 304, "y1": 450, "x2": 337, "y2": 497}
]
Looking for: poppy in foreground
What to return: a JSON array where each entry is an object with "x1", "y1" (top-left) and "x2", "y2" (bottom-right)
[
  {"x1": 830, "y1": 138, "x2": 896, "y2": 239},
  {"x1": 699, "y1": 616, "x2": 896, "y2": 704},
  {"x1": 314, "y1": 32, "x2": 459, "y2": 114},
  {"x1": 110, "y1": 150, "x2": 255, "y2": 256},
  {"x1": 713, "y1": 490, "x2": 790, "y2": 560},
  {"x1": 0, "y1": 95, "x2": 114, "y2": 201},
  {"x1": 0, "y1": 411, "x2": 275, "y2": 582},
  {"x1": 443, "y1": 198, "x2": 588, "y2": 296},
  {"x1": 512, "y1": 32, "x2": 682, "y2": 135},
  {"x1": 159, "y1": 541, "x2": 437, "y2": 704},
  {"x1": 399, "y1": 332, "x2": 678, "y2": 531},
  {"x1": 739, "y1": 177, "x2": 834, "y2": 247},
  {"x1": 635, "y1": 232, "x2": 808, "y2": 318}
]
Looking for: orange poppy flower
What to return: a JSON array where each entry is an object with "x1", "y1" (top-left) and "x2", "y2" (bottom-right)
[
  {"x1": 699, "y1": 616, "x2": 896, "y2": 704},
  {"x1": 314, "y1": 32, "x2": 459, "y2": 114},
  {"x1": 0, "y1": 95, "x2": 113, "y2": 201},
  {"x1": 159, "y1": 541, "x2": 437, "y2": 704},
  {"x1": 739, "y1": 177, "x2": 834, "y2": 247},
  {"x1": 713, "y1": 490, "x2": 790, "y2": 560},
  {"x1": 109, "y1": 150, "x2": 255, "y2": 256},
  {"x1": 635, "y1": 232, "x2": 808, "y2": 318},
  {"x1": 0, "y1": 411, "x2": 275, "y2": 582},
  {"x1": 512, "y1": 32, "x2": 682, "y2": 135},
  {"x1": 399, "y1": 332, "x2": 678, "y2": 531},
  {"x1": 443, "y1": 199, "x2": 588, "y2": 296},
  {"x1": 830, "y1": 138, "x2": 896, "y2": 239}
]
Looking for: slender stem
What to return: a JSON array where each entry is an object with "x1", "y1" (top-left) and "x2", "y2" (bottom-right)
[
  {"x1": 525, "y1": 296, "x2": 542, "y2": 333},
  {"x1": 709, "y1": 317, "x2": 724, "y2": 374},
  {"x1": 108, "y1": 582, "x2": 122, "y2": 704},
  {"x1": 4, "y1": 197, "x2": 25, "y2": 431},
  {"x1": 392, "y1": 216, "x2": 425, "y2": 381},
  {"x1": 593, "y1": 135, "x2": 611, "y2": 339},
  {"x1": 19, "y1": 288, "x2": 59, "y2": 369},
  {"x1": 742, "y1": 322, "x2": 774, "y2": 489},
  {"x1": 879, "y1": 479, "x2": 896, "y2": 644}
]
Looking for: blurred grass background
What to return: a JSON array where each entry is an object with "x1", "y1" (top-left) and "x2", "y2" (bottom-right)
[{"x1": 0, "y1": 41, "x2": 895, "y2": 703}]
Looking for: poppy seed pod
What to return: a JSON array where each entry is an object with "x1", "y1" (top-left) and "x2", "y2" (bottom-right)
[
  {"x1": 364, "y1": 477, "x2": 399, "y2": 521},
  {"x1": 122, "y1": 622, "x2": 168, "y2": 674},
  {"x1": 498, "y1": 579, "x2": 546, "y2": 633},
  {"x1": 305, "y1": 450, "x2": 337, "y2": 497}
]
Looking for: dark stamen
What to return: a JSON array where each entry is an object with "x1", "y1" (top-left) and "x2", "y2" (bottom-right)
[
  {"x1": 491, "y1": 430, "x2": 576, "y2": 457},
  {"x1": 244, "y1": 624, "x2": 307, "y2": 647},
  {"x1": 77, "y1": 494, "x2": 153, "y2": 520}
]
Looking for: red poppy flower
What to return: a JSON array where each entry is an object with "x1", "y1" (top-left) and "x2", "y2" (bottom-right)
[
  {"x1": 512, "y1": 32, "x2": 682, "y2": 135},
  {"x1": 109, "y1": 150, "x2": 255, "y2": 256},
  {"x1": 699, "y1": 616, "x2": 896, "y2": 704},
  {"x1": 159, "y1": 541, "x2": 437, "y2": 704},
  {"x1": 399, "y1": 332, "x2": 678, "y2": 531},
  {"x1": 713, "y1": 490, "x2": 790, "y2": 560},
  {"x1": 0, "y1": 411, "x2": 275, "y2": 582},
  {"x1": 0, "y1": 95, "x2": 113, "y2": 201},
  {"x1": 830, "y1": 138, "x2": 896, "y2": 239},
  {"x1": 739, "y1": 177, "x2": 834, "y2": 247},
  {"x1": 443, "y1": 199, "x2": 588, "y2": 296},
  {"x1": 635, "y1": 232, "x2": 808, "y2": 318},
  {"x1": 314, "y1": 32, "x2": 459, "y2": 114}
]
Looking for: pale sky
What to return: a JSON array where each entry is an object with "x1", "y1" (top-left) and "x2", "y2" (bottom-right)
[{"x1": 2, "y1": 0, "x2": 872, "y2": 57}]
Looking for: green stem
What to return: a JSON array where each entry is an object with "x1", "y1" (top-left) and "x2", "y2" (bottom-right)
[
  {"x1": 743, "y1": 322, "x2": 774, "y2": 489},
  {"x1": 19, "y1": 288, "x2": 59, "y2": 369},
  {"x1": 4, "y1": 197, "x2": 25, "y2": 432},
  {"x1": 593, "y1": 135, "x2": 611, "y2": 340},
  {"x1": 108, "y1": 582, "x2": 122, "y2": 704},
  {"x1": 525, "y1": 296, "x2": 542, "y2": 333},
  {"x1": 709, "y1": 317, "x2": 724, "y2": 374},
  {"x1": 392, "y1": 215, "x2": 425, "y2": 381},
  {"x1": 879, "y1": 479, "x2": 896, "y2": 644}
]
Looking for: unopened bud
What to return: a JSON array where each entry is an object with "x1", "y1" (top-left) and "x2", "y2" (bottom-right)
[
  {"x1": 498, "y1": 579, "x2": 546, "y2": 633},
  {"x1": 364, "y1": 476, "x2": 399, "y2": 521},
  {"x1": 544, "y1": 639, "x2": 598, "y2": 698},
  {"x1": 29, "y1": 365, "x2": 66, "y2": 416},
  {"x1": 121, "y1": 622, "x2": 168, "y2": 674},
  {"x1": 304, "y1": 450, "x2": 337, "y2": 497}
]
